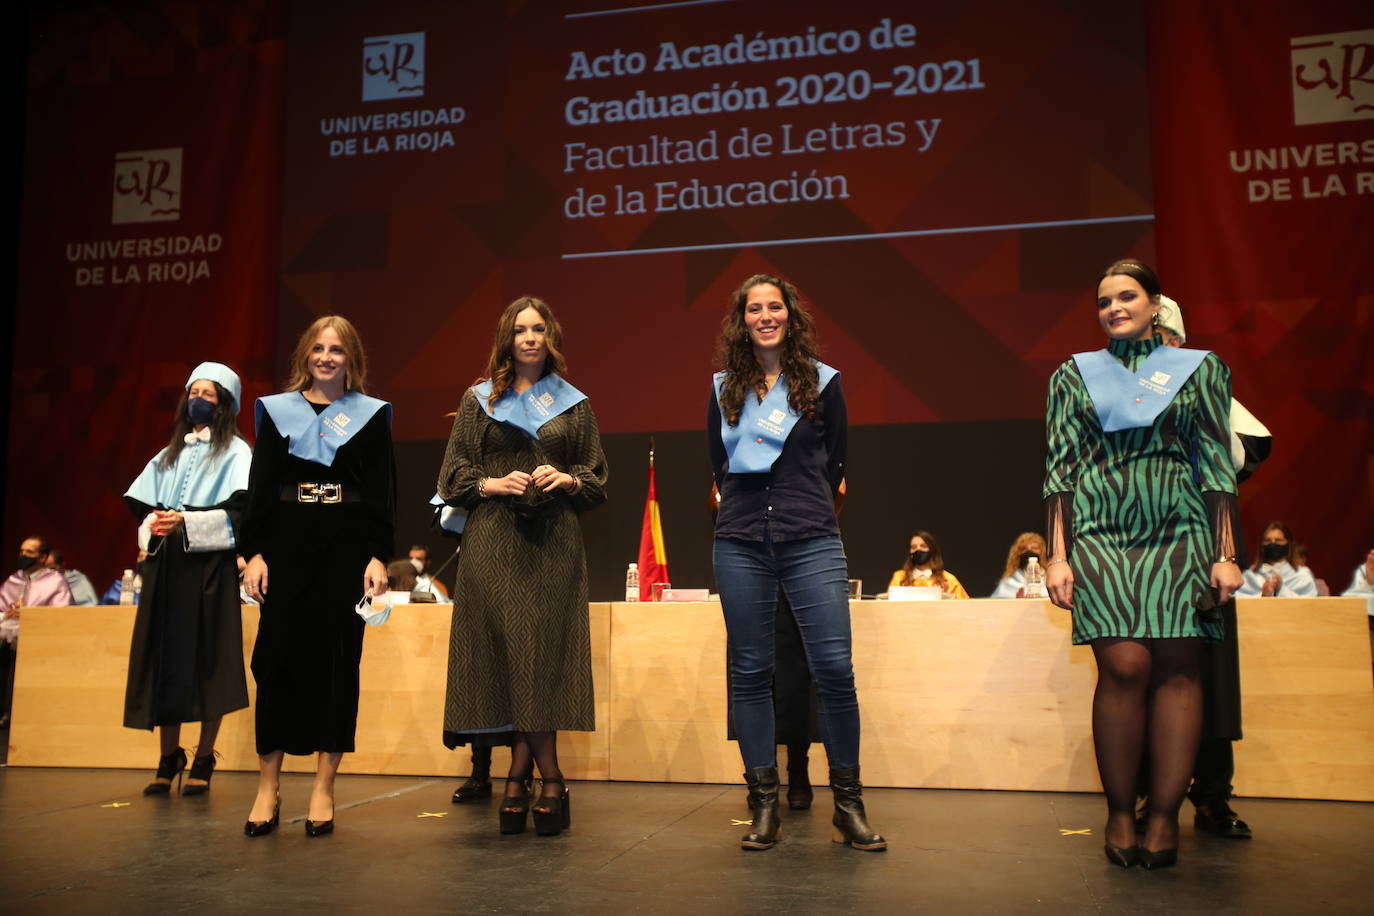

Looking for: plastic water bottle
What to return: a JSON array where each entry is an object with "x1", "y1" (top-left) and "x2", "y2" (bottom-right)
[
  {"x1": 1023, "y1": 557, "x2": 1045, "y2": 599},
  {"x1": 625, "y1": 563, "x2": 640, "y2": 602},
  {"x1": 119, "y1": 569, "x2": 135, "y2": 605}
]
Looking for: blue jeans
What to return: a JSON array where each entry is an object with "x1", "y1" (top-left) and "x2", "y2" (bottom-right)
[{"x1": 714, "y1": 533, "x2": 860, "y2": 770}]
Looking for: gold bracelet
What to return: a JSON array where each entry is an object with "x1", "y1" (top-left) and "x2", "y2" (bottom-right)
[
  {"x1": 478, "y1": 477, "x2": 488, "y2": 498},
  {"x1": 1045, "y1": 557, "x2": 1067, "y2": 568},
  {"x1": 1215, "y1": 556, "x2": 1237, "y2": 565}
]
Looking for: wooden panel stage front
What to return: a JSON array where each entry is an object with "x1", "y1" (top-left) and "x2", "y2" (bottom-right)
[{"x1": 8, "y1": 598, "x2": 1372, "y2": 800}]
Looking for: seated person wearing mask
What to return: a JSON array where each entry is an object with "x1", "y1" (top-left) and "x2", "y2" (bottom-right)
[
  {"x1": 888, "y1": 530, "x2": 969, "y2": 599},
  {"x1": 1, "y1": 536, "x2": 76, "y2": 727},
  {"x1": 1237, "y1": 521, "x2": 1318, "y2": 597},
  {"x1": 990, "y1": 532, "x2": 1046, "y2": 598}
]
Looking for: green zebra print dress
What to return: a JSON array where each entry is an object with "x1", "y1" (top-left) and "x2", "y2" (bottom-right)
[{"x1": 1043, "y1": 335, "x2": 1236, "y2": 644}]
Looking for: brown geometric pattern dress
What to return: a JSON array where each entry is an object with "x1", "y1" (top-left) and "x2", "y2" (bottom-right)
[{"x1": 438, "y1": 390, "x2": 607, "y2": 741}]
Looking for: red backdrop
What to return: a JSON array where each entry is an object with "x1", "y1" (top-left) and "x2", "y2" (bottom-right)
[
  {"x1": 9, "y1": 2, "x2": 284, "y2": 585},
  {"x1": 1149, "y1": 1, "x2": 1374, "y2": 582}
]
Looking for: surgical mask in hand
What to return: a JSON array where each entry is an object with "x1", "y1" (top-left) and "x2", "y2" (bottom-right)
[{"x1": 355, "y1": 594, "x2": 391, "y2": 626}]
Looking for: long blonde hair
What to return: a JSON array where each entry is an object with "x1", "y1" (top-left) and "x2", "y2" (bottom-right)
[
  {"x1": 283, "y1": 315, "x2": 369, "y2": 393},
  {"x1": 1001, "y1": 532, "x2": 1046, "y2": 579}
]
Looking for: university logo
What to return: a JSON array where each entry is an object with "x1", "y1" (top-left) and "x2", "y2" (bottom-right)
[
  {"x1": 1290, "y1": 29, "x2": 1374, "y2": 126},
  {"x1": 768, "y1": 409, "x2": 786, "y2": 424},
  {"x1": 363, "y1": 32, "x2": 425, "y2": 102},
  {"x1": 1149, "y1": 371, "x2": 1172, "y2": 386},
  {"x1": 539, "y1": 393, "x2": 556, "y2": 408},
  {"x1": 334, "y1": 413, "x2": 352, "y2": 428},
  {"x1": 112, "y1": 148, "x2": 181, "y2": 224}
]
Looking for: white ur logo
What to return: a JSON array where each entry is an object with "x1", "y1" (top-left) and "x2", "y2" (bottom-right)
[
  {"x1": 112, "y1": 149, "x2": 181, "y2": 224},
  {"x1": 362, "y1": 32, "x2": 425, "y2": 102},
  {"x1": 1290, "y1": 30, "x2": 1374, "y2": 125}
]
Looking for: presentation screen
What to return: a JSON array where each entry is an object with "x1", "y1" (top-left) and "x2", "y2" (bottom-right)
[{"x1": 279, "y1": 0, "x2": 1154, "y2": 440}]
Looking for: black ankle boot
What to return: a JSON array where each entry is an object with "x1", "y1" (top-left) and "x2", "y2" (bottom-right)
[
  {"x1": 786, "y1": 748, "x2": 813, "y2": 810},
  {"x1": 741, "y1": 766, "x2": 782, "y2": 850},
  {"x1": 829, "y1": 767, "x2": 887, "y2": 851}
]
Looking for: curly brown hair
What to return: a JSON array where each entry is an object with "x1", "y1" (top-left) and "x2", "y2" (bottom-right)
[
  {"x1": 478, "y1": 296, "x2": 568, "y2": 408},
  {"x1": 715, "y1": 274, "x2": 822, "y2": 425}
]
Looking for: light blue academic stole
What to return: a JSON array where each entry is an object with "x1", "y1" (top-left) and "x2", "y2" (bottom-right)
[
  {"x1": 472, "y1": 373, "x2": 587, "y2": 439},
  {"x1": 256, "y1": 391, "x2": 391, "y2": 466},
  {"x1": 715, "y1": 362, "x2": 838, "y2": 473},
  {"x1": 1072, "y1": 347, "x2": 1209, "y2": 432},
  {"x1": 125, "y1": 438, "x2": 252, "y2": 509}
]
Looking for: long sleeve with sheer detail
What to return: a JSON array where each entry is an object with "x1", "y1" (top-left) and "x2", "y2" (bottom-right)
[
  {"x1": 1192, "y1": 354, "x2": 1239, "y2": 561},
  {"x1": 1042, "y1": 361, "x2": 1088, "y2": 562}
]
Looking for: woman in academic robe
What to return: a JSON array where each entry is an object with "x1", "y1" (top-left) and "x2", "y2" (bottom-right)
[
  {"x1": 239, "y1": 316, "x2": 396, "y2": 837},
  {"x1": 887, "y1": 530, "x2": 970, "y2": 598},
  {"x1": 990, "y1": 532, "x2": 1047, "y2": 598},
  {"x1": 1043, "y1": 259, "x2": 1242, "y2": 869},
  {"x1": 1237, "y1": 520, "x2": 1318, "y2": 597},
  {"x1": 123, "y1": 361, "x2": 252, "y2": 796},
  {"x1": 438, "y1": 296, "x2": 607, "y2": 837},
  {"x1": 709, "y1": 273, "x2": 884, "y2": 852}
]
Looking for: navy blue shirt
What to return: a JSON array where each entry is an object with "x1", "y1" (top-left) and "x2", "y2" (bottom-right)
[{"x1": 708, "y1": 374, "x2": 847, "y2": 542}]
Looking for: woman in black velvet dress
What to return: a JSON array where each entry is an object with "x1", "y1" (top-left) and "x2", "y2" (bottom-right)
[{"x1": 240, "y1": 316, "x2": 396, "y2": 837}]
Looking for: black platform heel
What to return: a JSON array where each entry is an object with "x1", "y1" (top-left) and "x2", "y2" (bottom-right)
[
  {"x1": 532, "y1": 779, "x2": 571, "y2": 836},
  {"x1": 499, "y1": 777, "x2": 533, "y2": 835},
  {"x1": 143, "y1": 748, "x2": 187, "y2": 796},
  {"x1": 244, "y1": 795, "x2": 281, "y2": 837},
  {"x1": 181, "y1": 751, "x2": 218, "y2": 796}
]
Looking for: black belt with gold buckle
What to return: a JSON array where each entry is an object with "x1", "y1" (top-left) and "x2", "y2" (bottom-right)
[{"x1": 279, "y1": 482, "x2": 357, "y2": 503}]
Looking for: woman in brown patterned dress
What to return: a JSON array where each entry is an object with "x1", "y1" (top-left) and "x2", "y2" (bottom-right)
[{"x1": 437, "y1": 296, "x2": 608, "y2": 836}]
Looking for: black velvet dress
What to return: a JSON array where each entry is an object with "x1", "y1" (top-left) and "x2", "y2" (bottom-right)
[{"x1": 239, "y1": 400, "x2": 395, "y2": 755}]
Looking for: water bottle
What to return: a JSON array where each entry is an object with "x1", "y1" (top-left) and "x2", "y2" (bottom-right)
[
  {"x1": 119, "y1": 569, "x2": 135, "y2": 605},
  {"x1": 625, "y1": 562, "x2": 640, "y2": 602},
  {"x1": 1023, "y1": 557, "x2": 1045, "y2": 599}
]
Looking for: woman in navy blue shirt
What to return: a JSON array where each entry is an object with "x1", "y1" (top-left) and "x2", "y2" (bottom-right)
[{"x1": 708, "y1": 274, "x2": 885, "y2": 853}]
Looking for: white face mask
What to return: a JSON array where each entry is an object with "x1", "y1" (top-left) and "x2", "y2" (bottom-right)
[
  {"x1": 409, "y1": 557, "x2": 425, "y2": 574},
  {"x1": 355, "y1": 594, "x2": 391, "y2": 626}
]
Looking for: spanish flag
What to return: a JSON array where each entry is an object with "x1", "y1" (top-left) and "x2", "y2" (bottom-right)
[{"x1": 638, "y1": 444, "x2": 670, "y2": 600}]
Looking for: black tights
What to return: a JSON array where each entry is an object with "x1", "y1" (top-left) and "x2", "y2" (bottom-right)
[
  {"x1": 1090, "y1": 637, "x2": 1202, "y2": 852},
  {"x1": 502, "y1": 731, "x2": 564, "y2": 805}
]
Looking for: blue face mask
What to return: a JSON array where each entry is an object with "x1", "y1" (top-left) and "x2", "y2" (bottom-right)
[
  {"x1": 187, "y1": 397, "x2": 216, "y2": 426},
  {"x1": 355, "y1": 594, "x2": 391, "y2": 626}
]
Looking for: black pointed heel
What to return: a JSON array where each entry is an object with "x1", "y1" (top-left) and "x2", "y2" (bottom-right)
[
  {"x1": 1104, "y1": 843, "x2": 1139, "y2": 867},
  {"x1": 244, "y1": 795, "x2": 281, "y2": 837},
  {"x1": 1139, "y1": 847, "x2": 1178, "y2": 869},
  {"x1": 181, "y1": 751, "x2": 218, "y2": 796},
  {"x1": 499, "y1": 777, "x2": 532, "y2": 835},
  {"x1": 143, "y1": 748, "x2": 187, "y2": 796},
  {"x1": 305, "y1": 812, "x2": 335, "y2": 837},
  {"x1": 532, "y1": 779, "x2": 571, "y2": 836}
]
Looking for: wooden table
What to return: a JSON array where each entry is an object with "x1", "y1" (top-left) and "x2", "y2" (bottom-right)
[{"x1": 9, "y1": 598, "x2": 1371, "y2": 800}]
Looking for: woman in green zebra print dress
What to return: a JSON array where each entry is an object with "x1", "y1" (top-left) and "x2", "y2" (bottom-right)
[{"x1": 1043, "y1": 259, "x2": 1242, "y2": 870}]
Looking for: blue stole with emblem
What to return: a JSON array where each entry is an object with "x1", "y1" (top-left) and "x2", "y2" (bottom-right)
[
  {"x1": 472, "y1": 373, "x2": 587, "y2": 439},
  {"x1": 715, "y1": 362, "x2": 838, "y2": 473},
  {"x1": 125, "y1": 438, "x2": 252, "y2": 509},
  {"x1": 1073, "y1": 347, "x2": 1209, "y2": 432},
  {"x1": 256, "y1": 391, "x2": 391, "y2": 467}
]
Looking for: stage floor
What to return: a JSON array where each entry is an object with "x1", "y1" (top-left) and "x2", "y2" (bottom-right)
[{"x1": 0, "y1": 762, "x2": 1370, "y2": 914}]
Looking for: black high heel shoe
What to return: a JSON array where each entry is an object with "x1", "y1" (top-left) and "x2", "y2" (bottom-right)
[
  {"x1": 244, "y1": 795, "x2": 281, "y2": 837},
  {"x1": 1139, "y1": 847, "x2": 1178, "y2": 870},
  {"x1": 532, "y1": 779, "x2": 571, "y2": 836},
  {"x1": 1104, "y1": 843, "x2": 1139, "y2": 867},
  {"x1": 499, "y1": 777, "x2": 533, "y2": 835},
  {"x1": 305, "y1": 805, "x2": 335, "y2": 838},
  {"x1": 452, "y1": 776, "x2": 492, "y2": 803},
  {"x1": 181, "y1": 751, "x2": 218, "y2": 796},
  {"x1": 143, "y1": 748, "x2": 187, "y2": 796}
]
